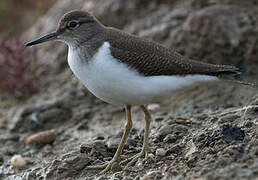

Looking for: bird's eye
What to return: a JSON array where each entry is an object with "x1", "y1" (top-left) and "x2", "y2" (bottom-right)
[{"x1": 67, "y1": 20, "x2": 79, "y2": 29}]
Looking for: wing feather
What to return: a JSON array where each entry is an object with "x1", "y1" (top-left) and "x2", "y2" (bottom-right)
[{"x1": 105, "y1": 27, "x2": 240, "y2": 76}]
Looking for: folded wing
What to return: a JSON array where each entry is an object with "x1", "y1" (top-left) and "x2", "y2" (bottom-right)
[{"x1": 106, "y1": 27, "x2": 240, "y2": 77}]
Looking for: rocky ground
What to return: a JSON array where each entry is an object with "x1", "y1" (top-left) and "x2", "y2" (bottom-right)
[{"x1": 0, "y1": 0, "x2": 258, "y2": 179}]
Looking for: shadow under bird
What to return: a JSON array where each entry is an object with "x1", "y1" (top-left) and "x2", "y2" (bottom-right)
[{"x1": 26, "y1": 10, "x2": 249, "y2": 173}]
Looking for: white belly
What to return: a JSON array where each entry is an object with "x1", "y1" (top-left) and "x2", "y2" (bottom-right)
[{"x1": 68, "y1": 42, "x2": 218, "y2": 105}]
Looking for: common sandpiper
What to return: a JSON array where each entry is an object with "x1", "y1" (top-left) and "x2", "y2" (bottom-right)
[{"x1": 26, "y1": 10, "x2": 241, "y2": 173}]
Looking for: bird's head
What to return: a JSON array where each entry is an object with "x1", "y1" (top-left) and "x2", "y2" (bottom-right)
[{"x1": 26, "y1": 10, "x2": 103, "y2": 47}]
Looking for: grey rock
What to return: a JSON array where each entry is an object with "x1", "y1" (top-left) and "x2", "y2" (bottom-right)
[
  {"x1": 90, "y1": 140, "x2": 109, "y2": 158},
  {"x1": 127, "y1": 7, "x2": 190, "y2": 43},
  {"x1": 200, "y1": 124, "x2": 245, "y2": 147},
  {"x1": 44, "y1": 152, "x2": 92, "y2": 180},
  {"x1": 156, "y1": 124, "x2": 188, "y2": 141},
  {"x1": 169, "y1": 5, "x2": 248, "y2": 66},
  {"x1": 8, "y1": 98, "x2": 72, "y2": 132}
]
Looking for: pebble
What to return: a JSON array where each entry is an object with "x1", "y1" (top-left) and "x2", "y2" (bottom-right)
[
  {"x1": 90, "y1": 140, "x2": 109, "y2": 157},
  {"x1": 155, "y1": 148, "x2": 167, "y2": 156},
  {"x1": 11, "y1": 155, "x2": 26, "y2": 168},
  {"x1": 142, "y1": 171, "x2": 161, "y2": 180},
  {"x1": 185, "y1": 140, "x2": 198, "y2": 159},
  {"x1": 25, "y1": 130, "x2": 56, "y2": 145},
  {"x1": 148, "y1": 104, "x2": 160, "y2": 110},
  {"x1": 148, "y1": 153, "x2": 155, "y2": 159}
]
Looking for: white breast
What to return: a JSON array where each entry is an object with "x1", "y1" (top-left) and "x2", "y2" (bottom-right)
[{"x1": 68, "y1": 42, "x2": 218, "y2": 106}]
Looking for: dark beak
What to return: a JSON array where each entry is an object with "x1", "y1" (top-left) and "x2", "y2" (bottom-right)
[{"x1": 25, "y1": 31, "x2": 59, "y2": 47}]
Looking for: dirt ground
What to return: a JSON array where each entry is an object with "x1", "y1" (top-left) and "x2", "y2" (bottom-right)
[{"x1": 0, "y1": 0, "x2": 258, "y2": 179}]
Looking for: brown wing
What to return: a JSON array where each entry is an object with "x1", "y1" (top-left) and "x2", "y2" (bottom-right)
[{"x1": 105, "y1": 27, "x2": 240, "y2": 77}]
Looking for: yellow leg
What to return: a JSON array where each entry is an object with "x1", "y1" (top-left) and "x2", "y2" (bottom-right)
[
  {"x1": 122, "y1": 105, "x2": 153, "y2": 166},
  {"x1": 140, "y1": 105, "x2": 152, "y2": 157},
  {"x1": 86, "y1": 105, "x2": 133, "y2": 173}
]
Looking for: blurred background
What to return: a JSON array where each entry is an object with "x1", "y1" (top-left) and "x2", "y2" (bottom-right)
[
  {"x1": 0, "y1": 0, "x2": 258, "y2": 179},
  {"x1": 0, "y1": 0, "x2": 257, "y2": 101},
  {"x1": 0, "y1": 0, "x2": 56, "y2": 40}
]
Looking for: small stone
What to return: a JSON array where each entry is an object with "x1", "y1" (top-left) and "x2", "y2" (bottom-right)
[
  {"x1": 148, "y1": 153, "x2": 155, "y2": 159},
  {"x1": 222, "y1": 125, "x2": 245, "y2": 142},
  {"x1": 25, "y1": 130, "x2": 56, "y2": 145},
  {"x1": 155, "y1": 148, "x2": 167, "y2": 156},
  {"x1": 11, "y1": 155, "x2": 26, "y2": 168},
  {"x1": 122, "y1": 176, "x2": 134, "y2": 180},
  {"x1": 142, "y1": 171, "x2": 161, "y2": 180},
  {"x1": 148, "y1": 104, "x2": 160, "y2": 110},
  {"x1": 90, "y1": 140, "x2": 109, "y2": 158},
  {"x1": 185, "y1": 140, "x2": 198, "y2": 159},
  {"x1": 201, "y1": 125, "x2": 245, "y2": 147}
]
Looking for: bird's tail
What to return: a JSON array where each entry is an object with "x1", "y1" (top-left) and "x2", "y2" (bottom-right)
[
  {"x1": 210, "y1": 65, "x2": 256, "y2": 86},
  {"x1": 219, "y1": 77, "x2": 257, "y2": 87},
  {"x1": 212, "y1": 64, "x2": 241, "y2": 76}
]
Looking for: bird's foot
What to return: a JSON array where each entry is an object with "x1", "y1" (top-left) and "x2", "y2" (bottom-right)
[
  {"x1": 121, "y1": 146, "x2": 155, "y2": 167},
  {"x1": 86, "y1": 156, "x2": 121, "y2": 174},
  {"x1": 86, "y1": 147, "x2": 155, "y2": 174}
]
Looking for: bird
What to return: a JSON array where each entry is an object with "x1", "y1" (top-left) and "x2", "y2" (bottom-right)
[{"x1": 26, "y1": 10, "x2": 243, "y2": 173}]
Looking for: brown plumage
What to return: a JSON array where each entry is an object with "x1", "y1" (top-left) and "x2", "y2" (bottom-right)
[
  {"x1": 103, "y1": 27, "x2": 240, "y2": 77},
  {"x1": 47, "y1": 10, "x2": 240, "y2": 78},
  {"x1": 55, "y1": 10, "x2": 241, "y2": 78}
]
